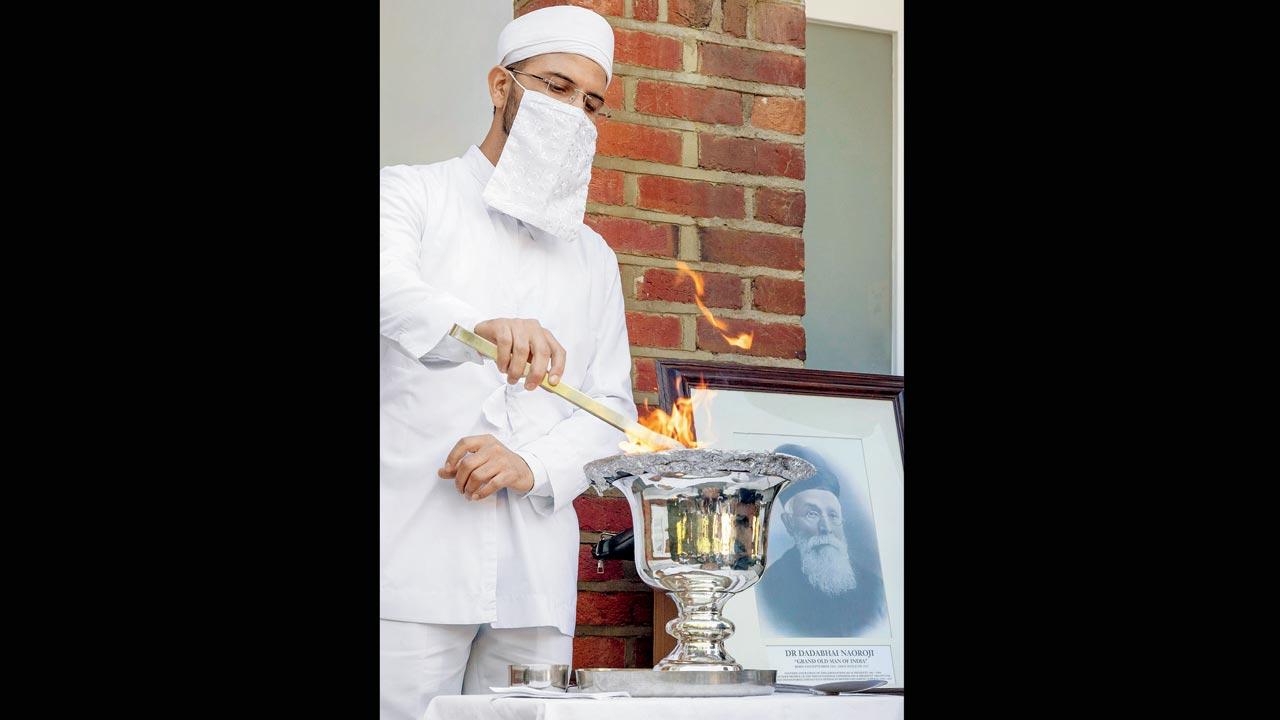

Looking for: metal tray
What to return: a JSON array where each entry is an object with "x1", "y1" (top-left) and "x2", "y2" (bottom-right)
[{"x1": 575, "y1": 668, "x2": 776, "y2": 697}]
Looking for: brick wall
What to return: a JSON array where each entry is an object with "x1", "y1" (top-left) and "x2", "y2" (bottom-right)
[{"x1": 513, "y1": 0, "x2": 807, "y2": 671}]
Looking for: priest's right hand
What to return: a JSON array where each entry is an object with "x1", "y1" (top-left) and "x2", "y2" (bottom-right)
[{"x1": 474, "y1": 318, "x2": 566, "y2": 390}]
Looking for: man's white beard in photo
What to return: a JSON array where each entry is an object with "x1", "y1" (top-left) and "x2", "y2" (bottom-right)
[{"x1": 798, "y1": 533, "x2": 857, "y2": 597}]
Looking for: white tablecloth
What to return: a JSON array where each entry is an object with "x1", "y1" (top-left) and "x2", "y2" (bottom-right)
[{"x1": 424, "y1": 693, "x2": 904, "y2": 720}]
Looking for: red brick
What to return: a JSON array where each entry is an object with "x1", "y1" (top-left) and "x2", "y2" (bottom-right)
[
  {"x1": 585, "y1": 215, "x2": 677, "y2": 257},
  {"x1": 597, "y1": 120, "x2": 682, "y2": 164},
  {"x1": 634, "y1": 0, "x2": 658, "y2": 21},
  {"x1": 750, "y1": 96, "x2": 805, "y2": 134},
  {"x1": 615, "y1": 29, "x2": 684, "y2": 71},
  {"x1": 701, "y1": 43, "x2": 805, "y2": 87},
  {"x1": 604, "y1": 76, "x2": 625, "y2": 113},
  {"x1": 668, "y1": 0, "x2": 713, "y2": 28},
  {"x1": 754, "y1": 188, "x2": 805, "y2": 227},
  {"x1": 636, "y1": 176, "x2": 745, "y2": 218},
  {"x1": 516, "y1": 0, "x2": 625, "y2": 19},
  {"x1": 635, "y1": 80, "x2": 742, "y2": 125},
  {"x1": 700, "y1": 227, "x2": 803, "y2": 270},
  {"x1": 634, "y1": 357, "x2": 659, "y2": 392},
  {"x1": 721, "y1": 0, "x2": 748, "y2": 37},
  {"x1": 588, "y1": 169, "x2": 624, "y2": 206},
  {"x1": 625, "y1": 311, "x2": 683, "y2": 348},
  {"x1": 637, "y1": 267, "x2": 742, "y2": 308},
  {"x1": 579, "y1": 543, "x2": 628, "y2": 581},
  {"x1": 574, "y1": 494, "x2": 634, "y2": 532},
  {"x1": 752, "y1": 276, "x2": 805, "y2": 315},
  {"x1": 754, "y1": 2, "x2": 806, "y2": 48},
  {"x1": 696, "y1": 317, "x2": 806, "y2": 359},
  {"x1": 573, "y1": 635, "x2": 626, "y2": 671},
  {"x1": 576, "y1": 591, "x2": 653, "y2": 625},
  {"x1": 699, "y1": 134, "x2": 804, "y2": 179}
]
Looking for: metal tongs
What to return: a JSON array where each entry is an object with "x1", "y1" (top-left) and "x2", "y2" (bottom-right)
[{"x1": 447, "y1": 324, "x2": 683, "y2": 451}]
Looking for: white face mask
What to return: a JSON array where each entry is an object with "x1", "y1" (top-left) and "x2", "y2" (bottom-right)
[{"x1": 483, "y1": 75, "x2": 599, "y2": 241}]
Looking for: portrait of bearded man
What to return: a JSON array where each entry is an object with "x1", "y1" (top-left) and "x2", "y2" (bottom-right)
[{"x1": 756, "y1": 443, "x2": 890, "y2": 638}]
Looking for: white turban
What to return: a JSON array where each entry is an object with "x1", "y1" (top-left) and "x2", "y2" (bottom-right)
[{"x1": 496, "y1": 5, "x2": 615, "y2": 85}]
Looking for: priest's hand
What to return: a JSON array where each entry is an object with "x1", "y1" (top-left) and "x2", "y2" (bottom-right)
[
  {"x1": 438, "y1": 434, "x2": 535, "y2": 500},
  {"x1": 474, "y1": 318, "x2": 566, "y2": 390}
]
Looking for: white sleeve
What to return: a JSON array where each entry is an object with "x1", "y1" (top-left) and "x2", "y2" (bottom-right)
[
  {"x1": 380, "y1": 165, "x2": 485, "y2": 365},
  {"x1": 513, "y1": 258, "x2": 636, "y2": 515}
]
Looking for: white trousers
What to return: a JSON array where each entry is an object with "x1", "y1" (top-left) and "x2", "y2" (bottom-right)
[{"x1": 379, "y1": 619, "x2": 572, "y2": 720}]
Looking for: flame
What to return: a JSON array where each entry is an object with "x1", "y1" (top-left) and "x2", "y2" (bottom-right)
[
  {"x1": 675, "y1": 261, "x2": 753, "y2": 350},
  {"x1": 619, "y1": 377, "x2": 717, "y2": 454},
  {"x1": 620, "y1": 262, "x2": 745, "y2": 454}
]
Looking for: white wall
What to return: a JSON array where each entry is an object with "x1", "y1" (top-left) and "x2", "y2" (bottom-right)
[
  {"x1": 893, "y1": 11, "x2": 902, "y2": 377},
  {"x1": 802, "y1": 24, "x2": 893, "y2": 375},
  {"x1": 807, "y1": 0, "x2": 899, "y2": 32},
  {"x1": 807, "y1": 0, "x2": 903, "y2": 376},
  {"x1": 380, "y1": 0, "x2": 513, "y2": 168}
]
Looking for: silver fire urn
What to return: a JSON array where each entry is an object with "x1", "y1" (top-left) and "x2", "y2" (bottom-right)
[{"x1": 583, "y1": 448, "x2": 815, "y2": 672}]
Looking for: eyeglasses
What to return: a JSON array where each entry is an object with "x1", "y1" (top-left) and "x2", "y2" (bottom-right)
[{"x1": 507, "y1": 68, "x2": 609, "y2": 117}]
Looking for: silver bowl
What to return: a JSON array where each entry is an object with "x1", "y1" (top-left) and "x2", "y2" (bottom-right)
[{"x1": 584, "y1": 449, "x2": 815, "y2": 672}]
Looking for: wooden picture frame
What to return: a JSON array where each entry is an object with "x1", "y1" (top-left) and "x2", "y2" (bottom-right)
[{"x1": 651, "y1": 359, "x2": 905, "y2": 690}]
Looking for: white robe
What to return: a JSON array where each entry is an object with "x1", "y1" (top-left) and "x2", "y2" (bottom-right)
[{"x1": 379, "y1": 145, "x2": 635, "y2": 636}]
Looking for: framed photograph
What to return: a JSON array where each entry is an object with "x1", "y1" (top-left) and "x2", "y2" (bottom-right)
[{"x1": 651, "y1": 360, "x2": 904, "y2": 690}]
